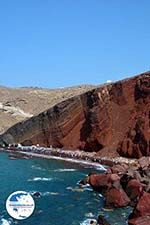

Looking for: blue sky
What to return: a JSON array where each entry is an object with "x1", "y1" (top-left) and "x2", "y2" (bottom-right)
[{"x1": 0, "y1": 0, "x2": 150, "y2": 88}]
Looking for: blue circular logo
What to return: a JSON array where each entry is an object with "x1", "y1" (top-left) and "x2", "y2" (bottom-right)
[{"x1": 6, "y1": 191, "x2": 35, "y2": 220}]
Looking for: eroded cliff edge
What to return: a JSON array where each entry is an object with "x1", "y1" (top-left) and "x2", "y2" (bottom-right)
[{"x1": 0, "y1": 72, "x2": 149, "y2": 158}]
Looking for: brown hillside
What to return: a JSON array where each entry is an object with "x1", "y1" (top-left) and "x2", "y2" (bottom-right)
[{"x1": 0, "y1": 85, "x2": 95, "y2": 134}]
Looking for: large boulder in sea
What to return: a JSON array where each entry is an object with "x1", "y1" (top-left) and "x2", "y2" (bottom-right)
[
  {"x1": 0, "y1": 72, "x2": 149, "y2": 158},
  {"x1": 88, "y1": 173, "x2": 130, "y2": 208},
  {"x1": 105, "y1": 187, "x2": 130, "y2": 208},
  {"x1": 88, "y1": 173, "x2": 120, "y2": 193},
  {"x1": 128, "y1": 192, "x2": 150, "y2": 225}
]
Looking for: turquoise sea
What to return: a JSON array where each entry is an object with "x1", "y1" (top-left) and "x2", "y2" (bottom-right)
[{"x1": 0, "y1": 151, "x2": 131, "y2": 225}]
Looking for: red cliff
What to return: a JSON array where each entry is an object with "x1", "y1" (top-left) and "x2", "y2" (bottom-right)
[{"x1": 0, "y1": 72, "x2": 149, "y2": 158}]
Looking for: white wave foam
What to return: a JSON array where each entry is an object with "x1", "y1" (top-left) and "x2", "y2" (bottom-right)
[
  {"x1": 29, "y1": 191, "x2": 59, "y2": 196},
  {"x1": 28, "y1": 177, "x2": 53, "y2": 182},
  {"x1": 19, "y1": 151, "x2": 107, "y2": 170},
  {"x1": 66, "y1": 186, "x2": 84, "y2": 192},
  {"x1": 0, "y1": 219, "x2": 11, "y2": 225},
  {"x1": 83, "y1": 187, "x2": 93, "y2": 192},
  {"x1": 43, "y1": 192, "x2": 59, "y2": 196},
  {"x1": 99, "y1": 193, "x2": 103, "y2": 197},
  {"x1": 80, "y1": 218, "x2": 97, "y2": 225},
  {"x1": 96, "y1": 165, "x2": 107, "y2": 171},
  {"x1": 85, "y1": 212, "x2": 95, "y2": 218},
  {"x1": 54, "y1": 168, "x2": 77, "y2": 172},
  {"x1": 31, "y1": 165, "x2": 46, "y2": 171}
]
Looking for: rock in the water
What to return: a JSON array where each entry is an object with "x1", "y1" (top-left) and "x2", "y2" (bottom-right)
[
  {"x1": 88, "y1": 173, "x2": 120, "y2": 193},
  {"x1": 105, "y1": 187, "x2": 130, "y2": 208},
  {"x1": 32, "y1": 192, "x2": 41, "y2": 198},
  {"x1": 97, "y1": 215, "x2": 110, "y2": 225},
  {"x1": 89, "y1": 220, "x2": 97, "y2": 225},
  {"x1": 78, "y1": 177, "x2": 89, "y2": 186}
]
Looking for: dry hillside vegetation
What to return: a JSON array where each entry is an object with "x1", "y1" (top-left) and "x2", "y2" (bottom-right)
[{"x1": 0, "y1": 85, "x2": 95, "y2": 134}]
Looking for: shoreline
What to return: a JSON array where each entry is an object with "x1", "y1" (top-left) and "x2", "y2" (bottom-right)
[
  {"x1": 0, "y1": 146, "x2": 138, "y2": 168},
  {"x1": 0, "y1": 149, "x2": 107, "y2": 170},
  {"x1": 1, "y1": 147, "x2": 149, "y2": 225},
  {"x1": 15, "y1": 151, "x2": 108, "y2": 170}
]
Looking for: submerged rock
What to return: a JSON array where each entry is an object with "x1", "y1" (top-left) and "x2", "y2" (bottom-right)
[
  {"x1": 32, "y1": 192, "x2": 41, "y2": 198},
  {"x1": 79, "y1": 177, "x2": 89, "y2": 186},
  {"x1": 89, "y1": 220, "x2": 97, "y2": 225},
  {"x1": 97, "y1": 215, "x2": 110, "y2": 225}
]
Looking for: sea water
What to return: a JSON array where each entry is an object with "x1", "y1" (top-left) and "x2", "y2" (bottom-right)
[{"x1": 0, "y1": 152, "x2": 131, "y2": 225}]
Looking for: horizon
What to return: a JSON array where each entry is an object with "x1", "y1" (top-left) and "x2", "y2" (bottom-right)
[
  {"x1": 0, "y1": 1, "x2": 150, "y2": 88},
  {"x1": 0, "y1": 70, "x2": 148, "y2": 89}
]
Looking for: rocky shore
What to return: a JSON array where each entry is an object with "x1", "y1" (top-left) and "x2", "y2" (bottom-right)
[
  {"x1": 1, "y1": 146, "x2": 150, "y2": 224},
  {"x1": 80, "y1": 157, "x2": 150, "y2": 225},
  {"x1": 0, "y1": 71, "x2": 149, "y2": 224},
  {"x1": 1, "y1": 145, "x2": 138, "y2": 167}
]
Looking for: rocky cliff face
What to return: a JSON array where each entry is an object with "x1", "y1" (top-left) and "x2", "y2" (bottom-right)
[{"x1": 0, "y1": 72, "x2": 149, "y2": 158}]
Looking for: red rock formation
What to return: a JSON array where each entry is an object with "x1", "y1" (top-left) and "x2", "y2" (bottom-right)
[
  {"x1": 117, "y1": 73, "x2": 150, "y2": 158},
  {"x1": 0, "y1": 72, "x2": 149, "y2": 158},
  {"x1": 105, "y1": 187, "x2": 130, "y2": 208},
  {"x1": 128, "y1": 192, "x2": 150, "y2": 225},
  {"x1": 88, "y1": 173, "x2": 130, "y2": 208},
  {"x1": 126, "y1": 179, "x2": 143, "y2": 204},
  {"x1": 128, "y1": 216, "x2": 150, "y2": 225},
  {"x1": 88, "y1": 173, "x2": 120, "y2": 193},
  {"x1": 79, "y1": 159, "x2": 150, "y2": 220}
]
